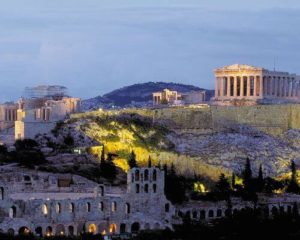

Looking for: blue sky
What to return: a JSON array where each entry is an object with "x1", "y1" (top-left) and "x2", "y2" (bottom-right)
[{"x1": 0, "y1": 0, "x2": 300, "y2": 101}]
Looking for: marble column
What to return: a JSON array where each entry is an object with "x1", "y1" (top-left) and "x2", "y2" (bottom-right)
[
  {"x1": 240, "y1": 76, "x2": 244, "y2": 97},
  {"x1": 247, "y1": 76, "x2": 250, "y2": 97},
  {"x1": 270, "y1": 77, "x2": 273, "y2": 96},
  {"x1": 253, "y1": 76, "x2": 257, "y2": 97},
  {"x1": 215, "y1": 78, "x2": 219, "y2": 98},
  {"x1": 220, "y1": 78, "x2": 224, "y2": 97},
  {"x1": 227, "y1": 77, "x2": 231, "y2": 97},
  {"x1": 259, "y1": 76, "x2": 263, "y2": 97}
]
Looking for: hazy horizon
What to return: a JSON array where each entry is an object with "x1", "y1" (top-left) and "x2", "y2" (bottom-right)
[{"x1": 1, "y1": 0, "x2": 300, "y2": 102}]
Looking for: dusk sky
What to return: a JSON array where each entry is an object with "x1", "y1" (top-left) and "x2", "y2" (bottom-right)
[{"x1": 1, "y1": 0, "x2": 300, "y2": 102}]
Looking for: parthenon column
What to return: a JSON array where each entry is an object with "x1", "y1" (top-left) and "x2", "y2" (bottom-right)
[
  {"x1": 270, "y1": 78, "x2": 273, "y2": 96},
  {"x1": 240, "y1": 76, "x2": 244, "y2": 97},
  {"x1": 259, "y1": 76, "x2": 263, "y2": 97},
  {"x1": 215, "y1": 78, "x2": 219, "y2": 98},
  {"x1": 227, "y1": 77, "x2": 231, "y2": 97},
  {"x1": 246, "y1": 76, "x2": 250, "y2": 97},
  {"x1": 274, "y1": 77, "x2": 278, "y2": 97},
  {"x1": 220, "y1": 78, "x2": 224, "y2": 97},
  {"x1": 253, "y1": 76, "x2": 257, "y2": 97},
  {"x1": 288, "y1": 79, "x2": 292, "y2": 98}
]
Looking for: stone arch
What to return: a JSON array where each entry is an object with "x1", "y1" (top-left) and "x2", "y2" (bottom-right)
[
  {"x1": 217, "y1": 209, "x2": 222, "y2": 217},
  {"x1": 154, "y1": 223, "x2": 160, "y2": 230},
  {"x1": 131, "y1": 222, "x2": 140, "y2": 233},
  {"x1": 153, "y1": 184, "x2": 157, "y2": 193},
  {"x1": 68, "y1": 225, "x2": 74, "y2": 236},
  {"x1": 99, "y1": 202, "x2": 104, "y2": 211},
  {"x1": 45, "y1": 226, "x2": 53, "y2": 236},
  {"x1": 7, "y1": 228, "x2": 14, "y2": 235},
  {"x1": 200, "y1": 210, "x2": 206, "y2": 220},
  {"x1": 35, "y1": 226, "x2": 43, "y2": 237},
  {"x1": 55, "y1": 224, "x2": 65, "y2": 236},
  {"x1": 56, "y1": 202, "x2": 61, "y2": 214},
  {"x1": 0, "y1": 187, "x2": 4, "y2": 200},
  {"x1": 153, "y1": 170, "x2": 157, "y2": 181},
  {"x1": 86, "y1": 202, "x2": 91, "y2": 212},
  {"x1": 144, "y1": 169, "x2": 149, "y2": 181},
  {"x1": 109, "y1": 223, "x2": 117, "y2": 234},
  {"x1": 42, "y1": 203, "x2": 48, "y2": 215},
  {"x1": 208, "y1": 209, "x2": 214, "y2": 218},
  {"x1": 88, "y1": 223, "x2": 97, "y2": 234},
  {"x1": 9, "y1": 206, "x2": 16, "y2": 218},
  {"x1": 144, "y1": 223, "x2": 150, "y2": 230},
  {"x1": 100, "y1": 186, "x2": 104, "y2": 196},
  {"x1": 18, "y1": 226, "x2": 31, "y2": 235},
  {"x1": 125, "y1": 203, "x2": 130, "y2": 214},
  {"x1": 271, "y1": 206, "x2": 278, "y2": 216},
  {"x1": 120, "y1": 223, "x2": 126, "y2": 234},
  {"x1": 144, "y1": 184, "x2": 149, "y2": 193},
  {"x1": 112, "y1": 201, "x2": 117, "y2": 212},
  {"x1": 135, "y1": 170, "x2": 140, "y2": 181},
  {"x1": 192, "y1": 210, "x2": 197, "y2": 219},
  {"x1": 69, "y1": 202, "x2": 75, "y2": 212}
]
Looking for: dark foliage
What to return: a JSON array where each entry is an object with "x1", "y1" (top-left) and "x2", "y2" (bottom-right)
[{"x1": 128, "y1": 151, "x2": 138, "y2": 169}]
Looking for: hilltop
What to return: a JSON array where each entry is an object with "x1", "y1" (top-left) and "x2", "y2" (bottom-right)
[{"x1": 82, "y1": 82, "x2": 214, "y2": 110}]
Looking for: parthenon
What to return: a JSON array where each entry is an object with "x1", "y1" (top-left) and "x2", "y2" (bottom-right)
[{"x1": 214, "y1": 64, "x2": 300, "y2": 104}]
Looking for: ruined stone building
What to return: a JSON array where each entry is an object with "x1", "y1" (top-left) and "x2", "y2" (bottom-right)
[
  {"x1": 152, "y1": 89, "x2": 206, "y2": 106},
  {"x1": 0, "y1": 103, "x2": 18, "y2": 131},
  {"x1": 0, "y1": 166, "x2": 174, "y2": 236},
  {"x1": 214, "y1": 64, "x2": 300, "y2": 105},
  {"x1": 15, "y1": 85, "x2": 81, "y2": 140}
]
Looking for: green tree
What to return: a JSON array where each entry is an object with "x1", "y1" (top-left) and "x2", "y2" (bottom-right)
[
  {"x1": 128, "y1": 151, "x2": 137, "y2": 169},
  {"x1": 242, "y1": 158, "x2": 253, "y2": 190},
  {"x1": 213, "y1": 173, "x2": 231, "y2": 200},
  {"x1": 257, "y1": 164, "x2": 264, "y2": 192},
  {"x1": 231, "y1": 172, "x2": 236, "y2": 189}
]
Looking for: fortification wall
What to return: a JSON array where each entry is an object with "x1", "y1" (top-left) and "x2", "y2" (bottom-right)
[{"x1": 124, "y1": 104, "x2": 300, "y2": 135}]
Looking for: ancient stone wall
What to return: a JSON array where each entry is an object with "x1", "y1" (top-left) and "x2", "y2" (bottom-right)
[{"x1": 125, "y1": 104, "x2": 300, "y2": 135}]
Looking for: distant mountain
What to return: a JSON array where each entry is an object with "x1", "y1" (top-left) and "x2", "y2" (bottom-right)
[{"x1": 82, "y1": 82, "x2": 214, "y2": 110}]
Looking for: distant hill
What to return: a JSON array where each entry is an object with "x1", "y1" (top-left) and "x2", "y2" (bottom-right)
[{"x1": 82, "y1": 82, "x2": 214, "y2": 110}]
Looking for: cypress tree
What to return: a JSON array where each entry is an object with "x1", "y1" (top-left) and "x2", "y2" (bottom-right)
[
  {"x1": 286, "y1": 160, "x2": 300, "y2": 193},
  {"x1": 148, "y1": 156, "x2": 152, "y2": 168},
  {"x1": 128, "y1": 151, "x2": 138, "y2": 169},
  {"x1": 243, "y1": 158, "x2": 252, "y2": 190},
  {"x1": 231, "y1": 172, "x2": 236, "y2": 189},
  {"x1": 257, "y1": 164, "x2": 264, "y2": 192}
]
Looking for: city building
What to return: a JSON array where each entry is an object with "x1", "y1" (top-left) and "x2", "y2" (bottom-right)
[
  {"x1": 15, "y1": 85, "x2": 81, "y2": 140},
  {"x1": 214, "y1": 64, "x2": 300, "y2": 105},
  {"x1": 0, "y1": 166, "x2": 174, "y2": 236}
]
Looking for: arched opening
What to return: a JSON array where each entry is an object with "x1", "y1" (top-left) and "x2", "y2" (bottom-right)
[
  {"x1": 88, "y1": 224, "x2": 97, "y2": 234},
  {"x1": 87, "y1": 202, "x2": 91, "y2": 212},
  {"x1": 120, "y1": 223, "x2": 126, "y2": 234},
  {"x1": 7, "y1": 228, "x2": 14, "y2": 236},
  {"x1": 135, "y1": 170, "x2": 140, "y2": 181},
  {"x1": 136, "y1": 184, "x2": 140, "y2": 193},
  {"x1": 100, "y1": 186, "x2": 104, "y2": 196},
  {"x1": 55, "y1": 224, "x2": 65, "y2": 236},
  {"x1": 208, "y1": 210, "x2": 214, "y2": 218},
  {"x1": 112, "y1": 201, "x2": 117, "y2": 212},
  {"x1": 165, "y1": 203, "x2": 170, "y2": 213},
  {"x1": 154, "y1": 223, "x2": 160, "y2": 230},
  {"x1": 42, "y1": 204, "x2": 48, "y2": 215},
  {"x1": 279, "y1": 206, "x2": 285, "y2": 215},
  {"x1": 144, "y1": 184, "x2": 149, "y2": 193},
  {"x1": 144, "y1": 223, "x2": 150, "y2": 230},
  {"x1": 144, "y1": 169, "x2": 149, "y2": 181},
  {"x1": 56, "y1": 203, "x2": 61, "y2": 214},
  {"x1": 131, "y1": 222, "x2": 140, "y2": 233},
  {"x1": 45, "y1": 226, "x2": 52, "y2": 237},
  {"x1": 125, "y1": 203, "x2": 130, "y2": 214},
  {"x1": 192, "y1": 211, "x2": 197, "y2": 219},
  {"x1": 69, "y1": 202, "x2": 75, "y2": 213},
  {"x1": 200, "y1": 210, "x2": 206, "y2": 220},
  {"x1": 109, "y1": 223, "x2": 117, "y2": 234},
  {"x1": 217, "y1": 209, "x2": 222, "y2": 217},
  {"x1": 153, "y1": 170, "x2": 157, "y2": 181},
  {"x1": 153, "y1": 184, "x2": 157, "y2": 193},
  {"x1": 272, "y1": 206, "x2": 278, "y2": 216},
  {"x1": 0, "y1": 187, "x2": 4, "y2": 200},
  {"x1": 68, "y1": 226, "x2": 74, "y2": 236},
  {"x1": 9, "y1": 206, "x2": 16, "y2": 218},
  {"x1": 35, "y1": 227, "x2": 42, "y2": 237},
  {"x1": 99, "y1": 202, "x2": 104, "y2": 211},
  {"x1": 18, "y1": 226, "x2": 30, "y2": 235}
]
